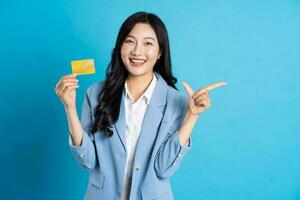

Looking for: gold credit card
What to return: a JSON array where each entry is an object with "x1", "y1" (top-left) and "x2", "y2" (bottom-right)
[{"x1": 71, "y1": 59, "x2": 96, "y2": 75}]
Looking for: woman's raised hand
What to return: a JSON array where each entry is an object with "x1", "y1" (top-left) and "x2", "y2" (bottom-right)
[
  {"x1": 54, "y1": 73, "x2": 79, "y2": 109},
  {"x1": 182, "y1": 81, "x2": 227, "y2": 116}
]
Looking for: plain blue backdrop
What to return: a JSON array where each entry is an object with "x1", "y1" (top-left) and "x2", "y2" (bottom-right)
[{"x1": 1, "y1": 0, "x2": 299, "y2": 199}]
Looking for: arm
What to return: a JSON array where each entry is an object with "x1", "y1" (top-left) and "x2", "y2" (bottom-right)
[
  {"x1": 66, "y1": 106, "x2": 83, "y2": 146},
  {"x1": 67, "y1": 85, "x2": 97, "y2": 170},
  {"x1": 154, "y1": 81, "x2": 226, "y2": 179},
  {"x1": 154, "y1": 96, "x2": 193, "y2": 179},
  {"x1": 178, "y1": 81, "x2": 227, "y2": 146},
  {"x1": 178, "y1": 110, "x2": 199, "y2": 146}
]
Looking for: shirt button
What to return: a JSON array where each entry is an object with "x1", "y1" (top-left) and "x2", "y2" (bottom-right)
[{"x1": 134, "y1": 164, "x2": 140, "y2": 171}]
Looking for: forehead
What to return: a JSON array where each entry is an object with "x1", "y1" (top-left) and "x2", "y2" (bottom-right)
[{"x1": 127, "y1": 23, "x2": 158, "y2": 40}]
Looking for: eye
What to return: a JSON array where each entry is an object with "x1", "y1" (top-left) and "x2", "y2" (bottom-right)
[
  {"x1": 125, "y1": 39, "x2": 134, "y2": 44},
  {"x1": 145, "y1": 42, "x2": 153, "y2": 46}
]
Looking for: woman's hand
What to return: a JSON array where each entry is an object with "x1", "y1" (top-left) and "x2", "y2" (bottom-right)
[
  {"x1": 54, "y1": 73, "x2": 79, "y2": 109},
  {"x1": 182, "y1": 81, "x2": 227, "y2": 116}
]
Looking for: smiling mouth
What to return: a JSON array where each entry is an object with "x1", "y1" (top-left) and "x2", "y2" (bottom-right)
[
  {"x1": 129, "y1": 58, "x2": 146, "y2": 63},
  {"x1": 129, "y1": 58, "x2": 147, "y2": 66}
]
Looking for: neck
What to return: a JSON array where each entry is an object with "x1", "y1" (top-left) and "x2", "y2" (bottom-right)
[{"x1": 126, "y1": 72, "x2": 154, "y2": 102}]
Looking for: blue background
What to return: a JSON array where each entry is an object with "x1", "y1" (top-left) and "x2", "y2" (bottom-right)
[{"x1": 1, "y1": 0, "x2": 299, "y2": 199}]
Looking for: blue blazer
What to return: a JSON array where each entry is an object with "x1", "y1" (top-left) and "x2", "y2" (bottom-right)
[{"x1": 69, "y1": 72, "x2": 192, "y2": 200}]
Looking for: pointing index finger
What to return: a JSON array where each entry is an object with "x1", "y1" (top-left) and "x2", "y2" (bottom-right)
[
  {"x1": 205, "y1": 81, "x2": 227, "y2": 92},
  {"x1": 192, "y1": 81, "x2": 227, "y2": 98}
]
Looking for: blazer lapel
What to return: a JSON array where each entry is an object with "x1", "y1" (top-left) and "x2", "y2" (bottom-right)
[
  {"x1": 113, "y1": 89, "x2": 127, "y2": 153},
  {"x1": 134, "y1": 72, "x2": 168, "y2": 159},
  {"x1": 113, "y1": 72, "x2": 169, "y2": 155}
]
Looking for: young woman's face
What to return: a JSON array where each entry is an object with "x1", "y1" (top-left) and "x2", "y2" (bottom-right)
[{"x1": 121, "y1": 23, "x2": 161, "y2": 78}]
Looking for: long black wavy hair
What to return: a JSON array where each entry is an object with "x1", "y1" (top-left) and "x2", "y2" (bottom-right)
[{"x1": 91, "y1": 11, "x2": 178, "y2": 137}]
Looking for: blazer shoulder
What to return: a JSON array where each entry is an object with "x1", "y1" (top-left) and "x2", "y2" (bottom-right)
[
  {"x1": 86, "y1": 81, "x2": 105, "y2": 99},
  {"x1": 83, "y1": 81, "x2": 105, "y2": 109},
  {"x1": 167, "y1": 86, "x2": 188, "y2": 104},
  {"x1": 166, "y1": 86, "x2": 188, "y2": 116}
]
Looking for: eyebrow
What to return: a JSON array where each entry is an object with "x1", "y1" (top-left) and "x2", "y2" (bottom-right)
[{"x1": 127, "y1": 34, "x2": 156, "y2": 41}]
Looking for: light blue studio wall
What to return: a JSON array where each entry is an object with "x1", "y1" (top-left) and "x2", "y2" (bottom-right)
[{"x1": 0, "y1": 0, "x2": 299, "y2": 200}]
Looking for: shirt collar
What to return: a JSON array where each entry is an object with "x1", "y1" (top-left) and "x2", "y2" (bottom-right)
[{"x1": 124, "y1": 73, "x2": 157, "y2": 105}]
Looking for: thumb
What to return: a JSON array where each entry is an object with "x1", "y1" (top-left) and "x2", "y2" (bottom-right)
[{"x1": 182, "y1": 81, "x2": 194, "y2": 97}]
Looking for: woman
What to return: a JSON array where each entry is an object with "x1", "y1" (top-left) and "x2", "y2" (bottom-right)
[{"x1": 55, "y1": 11, "x2": 225, "y2": 200}]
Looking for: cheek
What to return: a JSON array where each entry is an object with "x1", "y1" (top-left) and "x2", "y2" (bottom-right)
[
  {"x1": 120, "y1": 46, "x2": 129, "y2": 61},
  {"x1": 147, "y1": 48, "x2": 160, "y2": 61}
]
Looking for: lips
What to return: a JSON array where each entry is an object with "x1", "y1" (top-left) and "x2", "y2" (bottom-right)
[
  {"x1": 129, "y1": 58, "x2": 146, "y2": 63},
  {"x1": 129, "y1": 58, "x2": 146, "y2": 67}
]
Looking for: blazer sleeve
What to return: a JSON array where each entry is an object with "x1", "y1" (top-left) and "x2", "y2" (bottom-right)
[
  {"x1": 68, "y1": 84, "x2": 97, "y2": 170},
  {"x1": 154, "y1": 95, "x2": 192, "y2": 179}
]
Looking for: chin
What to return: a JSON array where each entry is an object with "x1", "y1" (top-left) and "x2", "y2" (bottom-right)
[
  {"x1": 128, "y1": 70, "x2": 146, "y2": 77},
  {"x1": 126, "y1": 65, "x2": 152, "y2": 77}
]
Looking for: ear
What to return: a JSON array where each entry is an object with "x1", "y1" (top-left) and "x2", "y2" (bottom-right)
[{"x1": 157, "y1": 51, "x2": 162, "y2": 60}]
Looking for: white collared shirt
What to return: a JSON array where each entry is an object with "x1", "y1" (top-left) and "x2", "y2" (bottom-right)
[{"x1": 121, "y1": 73, "x2": 157, "y2": 200}]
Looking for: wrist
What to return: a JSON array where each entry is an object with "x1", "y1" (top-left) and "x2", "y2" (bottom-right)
[
  {"x1": 186, "y1": 110, "x2": 200, "y2": 119},
  {"x1": 183, "y1": 111, "x2": 200, "y2": 124},
  {"x1": 64, "y1": 105, "x2": 77, "y2": 112}
]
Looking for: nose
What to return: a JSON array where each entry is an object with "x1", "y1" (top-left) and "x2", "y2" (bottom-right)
[{"x1": 131, "y1": 42, "x2": 143, "y2": 56}]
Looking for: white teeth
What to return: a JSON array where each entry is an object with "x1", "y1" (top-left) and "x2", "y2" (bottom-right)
[{"x1": 130, "y1": 58, "x2": 146, "y2": 63}]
